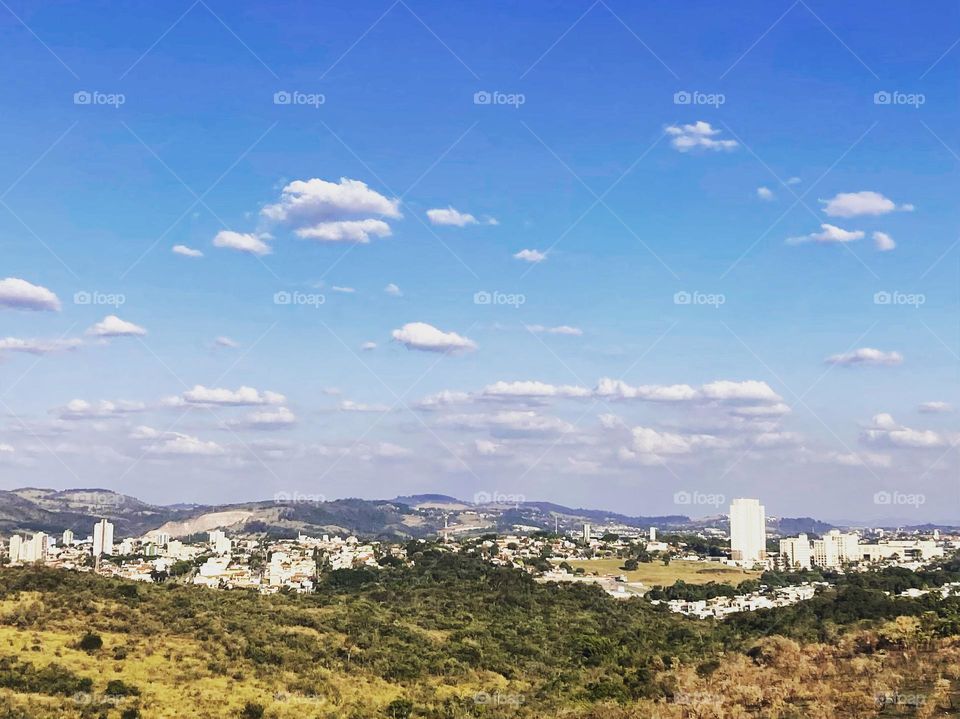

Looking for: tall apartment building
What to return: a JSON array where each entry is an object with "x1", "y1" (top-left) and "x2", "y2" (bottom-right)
[
  {"x1": 729, "y1": 498, "x2": 766, "y2": 563},
  {"x1": 62, "y1": 529, "x2": 74, "y2": 546},
  {"x1": 92, "y1": 519, "x2": 114, "y2": 557},
  {"x1": 779, "y1": 533, "x2": 812, "y2": 569},
  {"x1": 8, "y1": 535, "x2": 22, "y2": 563}
]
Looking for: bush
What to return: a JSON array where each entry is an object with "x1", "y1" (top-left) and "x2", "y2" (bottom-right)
[
  {"x1": 77, "y1": 633, "x2": 103, "y2": 653},
  {"x1": 105, "y1": 679, "x2": 141, "y2": 696},
  {"x1": 240, "y1": 702, "x2": 264, "y2": 719}
]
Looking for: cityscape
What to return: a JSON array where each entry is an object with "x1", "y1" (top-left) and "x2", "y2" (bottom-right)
[{"x1": 1, "y1": 1, "x2": 959, "y2": 717}]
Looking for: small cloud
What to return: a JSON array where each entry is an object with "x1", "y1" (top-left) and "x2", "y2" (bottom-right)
[
  {"x1": 786, "y1": 223, "x2": 864, "y2": 245},
  {"x1": 361, "y1": 341, "x2": 377, "y2": 351},
  {"x1": 0, "y1": 337, "x2": 81, "y2": 355},
  {"x1": 426, "y1": 206, "x2": 478, "y2": 227},
  {"x1": 172, "y1": 244, "x2": 203, "y2": 258},
  {"x1": 214, "y1": 336, "x2": 239, "y2": 349},
  {"x1": 787, "y1": 177, "x2": 802, "y2": 185},
  {"x1": 665, "y1": 121, "x2": 738, "y2": 152},
  {"x1": 332, "y1": 286, "x2": 356, "y2": 293},
  {"x1": 295, "y1": 219, "x2": 391, "y2": 243},
  {"x1": 384, "y1": 283, "x2": 402, "y2": 297},
  {"x1": 234, "y1": 406, "x2": 297, "y2": 429},
  {"x1": 165, "y1": 385, "x2": 285, "y2": 407},
  {"x1": 392, "y1": 322, "x2": 477, "y2": 354},
  {"x1": 872, "y1": 231, "x2": 896, "y2": 252},
  {"x1": 339, "y1": 399, "x2": 390, "y2": 413},
  {"x1": 756, "y1": 186, "x2": 774, "y2": 201},
  {"x1": 526, "y1": 324, "x2": 583, "y2": 336},
  {"x1": 918, "y1": 401, "x2": 952, "y2": 414},
  {"x1": 821, "y1": 191, "x2": 911, "y2": 218},
  {"x1": 213, "y1": 231, "x2": 272, "y2": 256},
  {"x1": 87, "y1": 315, "x2": 146, "y2": 338},
  {"x1": 514, "y1": 248, "x2": 546, "y2": 263},
  {"x1": 0, "y1": 277, "x2": 60, "y2": 311},
  {"x1": 825, "y1": 347, "x2": 903, "y2": 367}
]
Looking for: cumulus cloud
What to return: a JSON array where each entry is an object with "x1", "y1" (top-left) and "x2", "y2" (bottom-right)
[
  {"x1": 482, "y1": 380, "x2": 591, "y2": 399},
  {"x1": 873, "y1": 231, "x2": 896, "y2": 252},
  {"x1": 339, "y1": 400, "x2": 390, "y2": 413},
  {"x1": 360, "y1": 341, "x2": 377, "y2": 351},
  {"x1": 786, "y1": 223, "x2": 864, "y2": 245},
  {"x1": 233, "y1": 406, "x2": 296, "y2": 429},
  {"x1": 595, "y1": 378, "x2": 698, "y2": 402},
  {"x1": 821, "y1": 191, "x2": 912, "y2": 218},
  {"x1": 861, "y1": 413, "x2": 949, "y2": 449},
  {"x1": 665, "y1": 121, "x2": 738, "y2": 152},
  {"x1": 629, "y1": 426, "x2": 729, "y2": 456},
  {"x1": 392, "y1": 322, "x2": 477, "y2": 354},
  {"x1": 415, "y1": 390, "x2": 471, "y2": 410},
  {"x1": 825, "y1": 348, "x2": 903, "y2": 367},
  {"x1": 384, "y1": 283, "x2": 402, "y2": 297},
  {"x1": 213, "y1": 231, "x2": 272, "y2": 256},
  {"x1": 756, "y1": 186, "x2": 774, "y2": 201},
  {"x1": 513, "y1": 249, "x2": 546, "y2": 263},
  {"x1": 87, "y1": 315, "x2": 147, "y2": 338},
  {"x1": 440, "y1": 410, "x2": 573, "y2": 438},
  {"x1": 426, "y1": 207, "x2": 478, "y2": 226},
  {"x1": 164, "y1": 385, "x2": 286, "y2": 407},
  {"x1": 919, "y1": 401, "x2": 953, "y2": 414},
  {"x1": 0, "y1": 278, "x2": 60, "y2": 311},
  {"x1": 0, "y1": 337, "x2": 81, "y2": 355},
  {"x1": 295, "y1": 219, "x2": 391, "y2": 243},
  {"x1": 526, "y1": 324, "x2": 582, "y2": 336},
  {"x1": 262, "y1": 177, "x2": 401, "y2": 225},
  {"x1": 172, "y1": 244, "x2": 203, "y2": 258},
  {"x1": 144, "y1": 432, "x2": 225, "y2": 456},
  {"x1": 214, "y1": 336, "x2": 239, "y2": 349},
  {"x1": 57, "y1": 399, "x2": 145, "y2": 420}
]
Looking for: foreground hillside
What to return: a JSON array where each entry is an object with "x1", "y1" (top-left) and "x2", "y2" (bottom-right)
[{"x1": 0, "y1": 553, "x2": 959, "y2": 718}]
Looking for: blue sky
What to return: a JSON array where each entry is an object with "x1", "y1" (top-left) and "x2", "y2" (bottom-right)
[{"x1": 0, "y1": 0, "x2": 957, "y2": 521}]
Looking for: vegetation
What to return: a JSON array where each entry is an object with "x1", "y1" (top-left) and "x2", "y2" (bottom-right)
[{"x1": 0, "y1": 549, "x2": 957, "y2": 717}]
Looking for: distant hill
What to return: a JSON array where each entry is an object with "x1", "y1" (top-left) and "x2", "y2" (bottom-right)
[{"x1": 777, "y1": 517, "x2": 835, "y2": 535}]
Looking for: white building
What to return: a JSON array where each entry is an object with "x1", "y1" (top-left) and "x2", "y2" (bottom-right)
[
  {"x1": 649, "y1": 527, "x2": 657, "y2": 541},
  {"x1": 21, "y1": 532, "x2": 48, "y2": 562},
  {"x1": 62, "y1": 529, "x2": 74, "y2": 546},
  {"x1": 582, "y1": 523, "x2": 591, "y2": 543},
  {"x1": 8, "y1": 535, "x2": 22, "y2": 563},
  {"x1": 729, "y1": 498, "x2": 766, "y2": 563},
  {"x1": 779, "y1": 533, "x2": 812, "y2": 569},
  {"x1": 92, "y1": 519, "x2": 114, "y2": 557},
  {"x1": 811, "y1": 530, "x2": 860, "y2": 569}
]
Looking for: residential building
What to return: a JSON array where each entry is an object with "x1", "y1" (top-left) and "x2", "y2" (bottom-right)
[
  {"x1": 779, "y1": 533, "x2": 812, "y2": 569},
  {"x1": 92, "y1": 519, "x2": 114, "y2": 557},
  {"x1": 729, "y1": 498, "x2": 766, "y2": 563},
  {"x1": 62, "y1": 529, "x2": 74, "y2": 546}
]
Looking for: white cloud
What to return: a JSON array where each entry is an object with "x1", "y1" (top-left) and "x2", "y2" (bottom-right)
[
  {"x1": 513, "y1": 249, "x2": 546, "y2": 263},
  {"x1": 213, "y1": 231, "x2": 272, "y2": 256},
  {"x1": 595, "y1": 378, "x2": 698, "y2": 402},
  {"x1": 332, "y1": 286, "x2": 356, "y2": 293},
  {"x1": 261, "y1": 177, "x2": 401, "y2": 225},
  {"x1": 165, "y1": 385, "x2": 286, "y2": 407},
  {"x1": 730, "y1": 402, "x2": 791, "y2": 417},
  {"x1": 384, "y1": 283, "x2": 402, "y2": 297},
  {"x1": 482, "y1": 380, "x2": 591, "y2": 399},
  {"x1": 441, "y1": 410, "x2": 573, "y2": 437},
  {"x1": 172, "y1": 244, "x2": 203, "y2": 258},
  {"x1": 416, "y1": 390, "x2": 471, "y2": 410},
  {"x1": 361, "y1": 341, "x2": 377, "y2": 351},
  {"x1": 0, "y1": 278, "x2": 60, "y2": 311},
  {"x1": 426, "y1": 207, "x2": 478, "y2": 227},
  {"x1": 474, "y1": 439, "x2": 500, "y2": 456},
  {"x1": 665, "y1": 121, "x2": 738, "y2": 152},
  {"x1": 144, "y1": 432, "x2": 225, "y2": 456},
  {"x1": 392, "y1": 322, "x2": 477, "y2": 354},
  {"x1": 526, "y1": 324, "x2": 582, "y2": 336},
  {"x1": 295, "y1": 219, "x2": 391, "y2": 243},
  {"x1": 87, "y1": 315, "x2": 146, "y2": 338},
  {"x1": 822, "y1": 450, "x2": 891, "y2": 468},
  {"x1": 756, "y1": 186, "x2": 774, "y2": 201},
  {"x1": 339, "y1": 399, "x2": 390, "y2": 413},
  {"x1": 786, "y1": 223, "x2": 864, "y2": 245},
  {"x1": 700, "y1": 380, "x2": 782, "y2": 403},
  {"x1": 374, "y1": 442, "x2": 412, "y2": 459},
  {"x1": 825, "y1": 348, "x2": 903, "y2": 367},
  {"x1": 919, "y1": 401, "x2": 952, "y2": 414},
  {"x1": 821, "y1": 191, "x2": 911, "y2": 218},
  {"x1": 861, "y1": 413, "x2": 948, "y2": 449},
  {"x1": 873, "y1": 231, "x2": 896, "y2": 252},
  {"x1": 787, "y1": 177, "x2": 802, "y2": 185},
  {"x1": 630, "y1": 426, "x2": 727, "y2": 455},
  {"x1": 0, "y1": 337, "x2": 81, "y2": 355},
  {"x1": 129, "y1": 425, "x2": 160, "y2": 439},
  {"x1": 57, "y1": 399, "x2": 145, "y2": 420},
  {"x1": 235, "y1": 406, "x2": 296, "y2": 429},
  {"x1": 214, "y1": 336, "x2": 239, "y2": 349}
]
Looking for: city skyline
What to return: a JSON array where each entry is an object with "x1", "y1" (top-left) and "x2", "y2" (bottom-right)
[{"x1": 0, "y1": 2, "x2": 957, "y2": 520}]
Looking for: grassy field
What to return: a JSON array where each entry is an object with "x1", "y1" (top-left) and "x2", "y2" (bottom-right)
[{"x1": 556, "y1": 558, "x2": 760, "y2": 586}]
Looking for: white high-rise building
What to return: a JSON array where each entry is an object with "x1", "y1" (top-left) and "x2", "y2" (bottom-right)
[
  {"x1": 779, "y1": 534, "x2": 812, "y2": 569},
  {"x1": 729, "y1": 498, "x2": 766, "y2": 563},
  {"x1": 812, "y1": 530, "x2": 860, "y2": 568},
  {"x1": 62, "y1": 529, "x2": 74, "y2": 546},
  {"x1": 8, "y1": 535, "x2": 22, "y2": 563},
  {"x1": 21, "y1": 532, "x2": 48, "y2": 563},
  {"x1": 582, "y1": 523, "x2": 591, "y2": 543},
  {"x1": 649, "y1": 527, "x2": 657, "y2": 541},
  {"x1": 92, "y1": 519, "x2": 114, "y2": 557}
]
